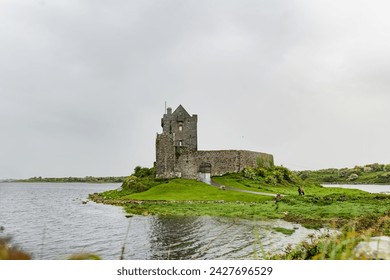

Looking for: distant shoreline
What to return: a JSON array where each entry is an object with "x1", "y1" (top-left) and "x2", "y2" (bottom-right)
[
  {"x1": 321, "y1": 182, "x2": 390, "y2": 185},
  {"x1": 8, "y1": 176, "x2": 126, "y2": 184}
]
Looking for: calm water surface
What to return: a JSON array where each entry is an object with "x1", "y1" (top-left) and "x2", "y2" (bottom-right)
[
  {"x1": 322, "y1": 184, "x2": 390, "y2": 194},
  {"x1": 1, "y1": 182, "x2": 326, "y2": 260}
]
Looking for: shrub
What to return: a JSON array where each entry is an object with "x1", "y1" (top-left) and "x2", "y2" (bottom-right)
[
  {"x1": 363, "y1": 166, "x2": 373, "y2": 172},
  {"x1": 379, "y1": 172, "x2": 390, "y2": 179},
  {"x1": 272, "y1": 170, "x2": 284, "y2": 184},
  {"x1": 323, "y1": 175, "x2": 337, "y2": 182},
  {"x1": 297, "y1": 171, "x2": 310, "y2": 180},
  {"x1": 338, "y1": 168, "x2": 348, "y2": 177},
  {"x1": 243, "y1": 167, "x2": 257, "y2": 180},
  {"x1": 365, "y1": 163, "x2": 384, "y2": 172},
  {"x1": 273, "y1": 166, "x2": 299, "y2": 183},
  {"x1": 265, "y1": 175, "x2": 277, "y2": 185},
  {"x1": 244, "y1": 165, "x2": 300, "y2": 184},
  {"x1": 348, "y1": 168, "x2": 362, "y2": 176},
  {"x1": 383, "y1": 164, "x2": 390, "y2": 172},
  {"x1": 133, "y1": 166, "x2": 155, "y2": 178},
  {"x1": 256, "y1": 167, "x2": 267, "y2": 178},
  {"x1": 121, "y1": 176, "x2": 147, "y2": 193},
  {"x1": 347, "y1": 174, "x2": 359, "y2": 181}
]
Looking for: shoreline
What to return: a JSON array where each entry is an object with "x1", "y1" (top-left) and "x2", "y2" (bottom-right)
[{"x1": 88, "y1": 193, "x2": 375, "y2": 231}]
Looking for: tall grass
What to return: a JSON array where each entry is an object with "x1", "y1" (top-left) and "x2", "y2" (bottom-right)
[
  {"x1": 0, "y1": 236, "x2": 31, "y2": 260},
  {"x1": 269, "y1": 227, "x2": 365, "y2": 260}
]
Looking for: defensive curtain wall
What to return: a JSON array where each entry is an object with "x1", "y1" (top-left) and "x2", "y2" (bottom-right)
[
  {"x1": 155, "y1": 105, "x2": 274, "y2": 179},
  {"x1": 175, "y1": 149, "x2": 274, "y2": 179}
]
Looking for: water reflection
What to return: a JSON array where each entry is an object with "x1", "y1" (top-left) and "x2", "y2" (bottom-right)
[
  {"x1": 149, "y1": 216, "x2": 203, "y2": 259},
  {"x1": 146, "y1": 216, "x2": 320, "y2": 260}
]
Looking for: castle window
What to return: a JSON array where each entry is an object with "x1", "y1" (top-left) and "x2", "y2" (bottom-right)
[
  {"x1": 179, "y1": 122, "x2": 183, "y2": 131},
  {"x1": 179, "y1": 140, "x2": 183, "y2": 146}
]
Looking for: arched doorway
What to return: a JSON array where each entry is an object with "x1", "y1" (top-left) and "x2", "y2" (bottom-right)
[{"x1": 198, "y1": 162, "x2": 211, "y2": 184}]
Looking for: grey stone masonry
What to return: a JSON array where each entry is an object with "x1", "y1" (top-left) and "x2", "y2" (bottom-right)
[
  {"x1": 155, "y1": 105, "x2": 274, "y2": 179},
  {"x1": 161, "y1": 105, "x2": 197, "y2": 151}
]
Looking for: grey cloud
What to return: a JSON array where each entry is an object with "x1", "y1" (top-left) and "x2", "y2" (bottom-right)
[{"x1": 1, "y1": 0, "x2": 390, "y2": 178}]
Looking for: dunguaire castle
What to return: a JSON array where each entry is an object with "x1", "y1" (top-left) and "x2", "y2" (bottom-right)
[{"x1": 155, "y1": 105, "x2": 274, "y2": 180}]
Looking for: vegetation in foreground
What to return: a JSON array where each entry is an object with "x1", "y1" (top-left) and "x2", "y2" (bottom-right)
[
  {"x1": 0, "y1": 224, "x2": 102, "y2": 260},
  {"x1": 0, "y1": 237, "x2": 31, "y2": 260},
  {"x1": 298, "y1": 163, "x2": 390, "y2": 184},
  {"x1": 0, "y1": 237, "x2": 101, "y2": 260},
  {"x1": 270, "y1": 215, "x2": 390, "y2": 260}
]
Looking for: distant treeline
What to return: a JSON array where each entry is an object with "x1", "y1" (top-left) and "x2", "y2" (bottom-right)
[
  {"x1": 17, "y1": 176, "x2": 127, "y2": 183},
  {"x1": 14, "y1": 163, "x2": 390, "y2": 185},
  {"x1": 297, "y1": 163, "x2": 390, "y2": 184}
]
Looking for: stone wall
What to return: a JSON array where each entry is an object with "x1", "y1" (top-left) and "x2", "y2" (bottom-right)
[
  {"x1": 239, "y1": 150, "x2": 274, "y2": 169},
  {"x1": 175, "y1": 149, "x2": 274, "y2": 179},
  {"x1": 155, "y1": 134, "x2": 176, "y2": 178}
]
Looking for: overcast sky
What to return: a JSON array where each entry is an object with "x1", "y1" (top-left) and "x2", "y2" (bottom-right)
[{"x1": 1, "y1": 0, "x2": 390, "y2": 179}]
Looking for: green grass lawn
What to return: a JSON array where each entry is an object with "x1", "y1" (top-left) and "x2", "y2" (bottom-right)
[{"x1": 124, "y1": 178, "x2": 272, "y2": 203}]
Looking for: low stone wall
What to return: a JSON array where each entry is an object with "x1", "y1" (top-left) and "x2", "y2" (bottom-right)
[
  {"x1": 175, "y1": 149, "x2": 274, "y2": 179},
  {"x1": 239, "y1": 150, "x2": 274, "y2": 169}
]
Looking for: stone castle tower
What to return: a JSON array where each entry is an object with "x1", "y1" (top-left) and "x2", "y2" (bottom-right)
[
  {"x1": 155, "y1": 105, "x2": 198, "y2": 178},
  {"x1": 161, "y1": 105, "x2": 197, "y2": 151},
  {"x1": 155, "y1": 105, "x2": 274, "y2": 179}
]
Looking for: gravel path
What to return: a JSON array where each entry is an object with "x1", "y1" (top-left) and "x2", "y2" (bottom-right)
[{"x1": 209, "y1": 179, "x2": 280, "y2": 197}]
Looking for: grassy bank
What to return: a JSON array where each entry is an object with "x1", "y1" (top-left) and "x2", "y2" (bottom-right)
[
  {"x1": 298, "y1": 163, "x2": 390, "y2": 184},
  {"x1": 89, "y1": 178, "x2": 277, "y2": 219},
  {"x1": 90, "y1": 167, "x2": 390, "y2": 230},
  {"x1": 211, "y1": 173, "x2": 390, "y2": 229}
]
